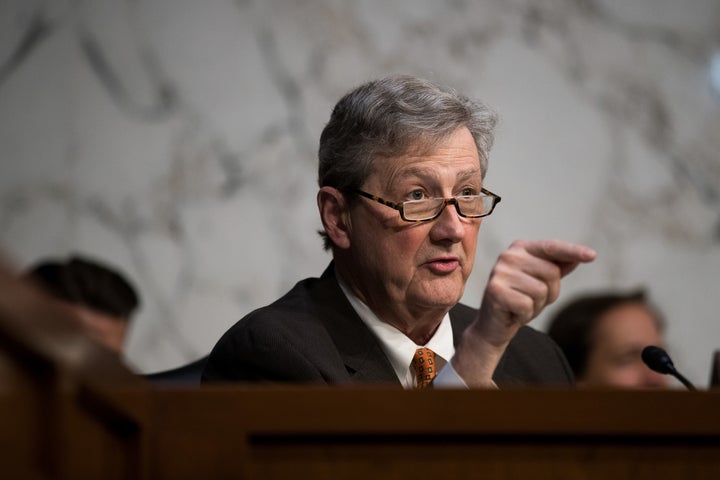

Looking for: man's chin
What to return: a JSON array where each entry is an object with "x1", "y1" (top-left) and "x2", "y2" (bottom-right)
[{"x1": 413, "y1": 284, "x2": 464, "y2": 310}]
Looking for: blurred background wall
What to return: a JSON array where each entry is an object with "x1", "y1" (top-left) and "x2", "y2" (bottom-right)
[{"x1": 1, "y1": 0, "x2": 718, "y2": 384}]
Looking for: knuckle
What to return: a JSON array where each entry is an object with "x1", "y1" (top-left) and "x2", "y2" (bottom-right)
[
  {"x1": 497, "y1": 248, "x2": 522, "y2": 267},
  {"x1": 518, "y1": 297, "x2": 535, "y2": 319},
  {"x1": 508, "y1": 239, "x2": 527, "y2": 250}
]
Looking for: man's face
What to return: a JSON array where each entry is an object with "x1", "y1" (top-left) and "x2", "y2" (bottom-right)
[
  {"x1": 579, "y1": 303, "x2": 669, "y2": 389},
  {"x1": 342, "y1": 127, "x2": 483, "y2": 322}
]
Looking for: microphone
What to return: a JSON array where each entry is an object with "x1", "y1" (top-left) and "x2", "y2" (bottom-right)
[{"x1": 641, "y1": 345, "x2": 696, "y2": 390}]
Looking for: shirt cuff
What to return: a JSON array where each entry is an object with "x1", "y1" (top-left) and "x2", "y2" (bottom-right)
[
  {"x1": 433, "y1": 362, "x2": 468, "y2": 388},
  {"x1": 433, "y1": 363, "x2": 498, "y2": 389}
]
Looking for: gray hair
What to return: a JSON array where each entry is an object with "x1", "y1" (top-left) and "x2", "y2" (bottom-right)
[{"x1": 318, "y1": 74, "x2": 498, "y2": 250}]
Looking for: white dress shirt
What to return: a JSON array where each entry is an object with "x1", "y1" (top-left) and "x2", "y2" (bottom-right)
[{"x1": 337, "y1": 276, "x2": 468, "y2": 389}]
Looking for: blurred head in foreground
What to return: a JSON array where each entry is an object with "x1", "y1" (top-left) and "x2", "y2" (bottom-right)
[{"x1": 25, "y1": 255, "x2": 140, "y2": 354}]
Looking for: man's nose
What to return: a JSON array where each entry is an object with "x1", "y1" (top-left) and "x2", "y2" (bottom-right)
[{"x1": 429, "y1": 201, "x2": 466, "y2": 242}]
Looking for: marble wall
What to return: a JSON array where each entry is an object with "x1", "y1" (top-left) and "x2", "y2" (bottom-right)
[{"x1": 1, "y1": 0, "x2": 719, "y2": 385}]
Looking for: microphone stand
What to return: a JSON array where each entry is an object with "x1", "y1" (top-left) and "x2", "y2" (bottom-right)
[
  {"x1": 668, "y1": 366, "x2": 696, "y2": 391},
  {"x1": 641, "y1": 345, "x2": 697, "y2": 391}
]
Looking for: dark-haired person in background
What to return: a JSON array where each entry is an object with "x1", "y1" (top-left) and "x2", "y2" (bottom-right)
[
  {"x1": 547, "y1": 290, "x2": 668, "y2": 389},
  {"x1": 25, "y1": 255, "x2": 140, "y2": 355},
  {"x1": 203, "y1": 74, "x2": 596, "y2": 388}
]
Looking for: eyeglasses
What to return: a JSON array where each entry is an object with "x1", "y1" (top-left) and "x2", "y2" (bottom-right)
[{"x1": 348, "y1": 187, "x2": 501, "y2": 222}]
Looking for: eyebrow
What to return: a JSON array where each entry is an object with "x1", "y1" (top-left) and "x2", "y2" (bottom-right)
[{"x1": 386, "y1": 167, "x2": 482, "y2": 189}]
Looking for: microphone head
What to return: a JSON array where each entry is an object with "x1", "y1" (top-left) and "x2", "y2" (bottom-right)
[{"x1": 641, "y1": 345, "x2": 675, "y2": 375}]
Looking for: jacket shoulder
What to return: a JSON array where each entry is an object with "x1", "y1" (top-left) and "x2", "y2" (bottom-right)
[{"x1": 500, "y1": 325, "x2": 574, "y2": 386}]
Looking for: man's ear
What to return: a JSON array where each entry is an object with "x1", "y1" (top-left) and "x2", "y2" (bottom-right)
[{"x1": 317, "y1": 186, "x2": 352, "y2": 250}]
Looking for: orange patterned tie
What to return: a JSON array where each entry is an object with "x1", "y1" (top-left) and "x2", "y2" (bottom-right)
[{"x1": 410, "y1": 347, "x2": 437, "y2": 389}]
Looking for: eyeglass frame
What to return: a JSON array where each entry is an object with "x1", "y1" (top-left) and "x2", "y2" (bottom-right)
[{"x1": 346, "y1": 187, "x2": 501, "y2": 223}]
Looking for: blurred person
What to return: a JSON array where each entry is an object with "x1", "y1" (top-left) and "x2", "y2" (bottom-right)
[
  {"x1": 203, "y1": 74, "x2": 596, "y2": 388},
  {"x1": 547, "y1": 290, "x2": 669, "y2": 388},
  {"x1": 25, "y1": 255, "x2": 140, "y2": 355}
]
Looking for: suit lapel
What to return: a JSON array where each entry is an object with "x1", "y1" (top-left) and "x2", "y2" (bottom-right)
[{"x1": 312, "y1": 264, "x2": 400, "y2": 384}]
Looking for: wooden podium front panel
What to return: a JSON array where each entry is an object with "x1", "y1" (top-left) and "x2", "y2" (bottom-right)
[
  {"x1": 248, "y1": 441, "x2": 719, "y2": 480},
  {"x1": 149, "y1": 387, "x2": 720, "y2": 480}
]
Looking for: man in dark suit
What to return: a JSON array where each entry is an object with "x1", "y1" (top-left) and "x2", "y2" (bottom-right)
[{"x1": 203, "y1": 75, "x2": 596, "y2": 388}]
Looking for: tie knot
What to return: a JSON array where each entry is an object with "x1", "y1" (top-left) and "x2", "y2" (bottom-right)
[{"x1": 410, "y1": 347, "x2": 437, "y2": 389}]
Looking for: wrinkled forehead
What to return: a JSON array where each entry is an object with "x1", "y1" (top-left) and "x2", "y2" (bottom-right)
[
  {"x1": 383, "y1": 163, "x2": 483, "y2": 187},
  {"x1": 365, "y1": 128, "x2": 483, "y2": 188}
]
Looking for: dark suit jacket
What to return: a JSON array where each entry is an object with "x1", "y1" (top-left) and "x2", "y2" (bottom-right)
[{"x1": 202, "y1": 264, "x2": 574, "y2": 387}]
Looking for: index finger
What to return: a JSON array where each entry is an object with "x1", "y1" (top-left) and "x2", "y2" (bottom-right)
[{"x1": 523, "y1": 239, "x2": 597, "y2": 264}]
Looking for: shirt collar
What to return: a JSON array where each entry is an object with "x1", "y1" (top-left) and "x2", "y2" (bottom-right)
[{"x1": 336, "y1": 273, "x2": 456, "y2": 388}]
